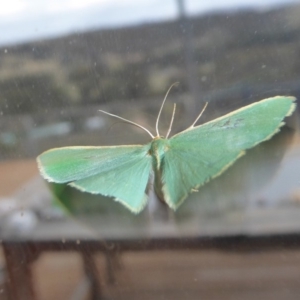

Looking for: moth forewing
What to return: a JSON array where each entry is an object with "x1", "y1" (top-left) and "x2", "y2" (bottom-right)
[{"x1": 171, "y1": 96, "x2": 296, "y2": 139}]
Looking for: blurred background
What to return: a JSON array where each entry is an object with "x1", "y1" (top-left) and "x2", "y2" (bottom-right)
[{"x1": 1, "y1": 0, "x2": 300, "y2": 299}]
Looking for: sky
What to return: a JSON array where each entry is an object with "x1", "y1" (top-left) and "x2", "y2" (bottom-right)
[{"x1": 0, "y1": 0, "x2": 299, "y2": 46}]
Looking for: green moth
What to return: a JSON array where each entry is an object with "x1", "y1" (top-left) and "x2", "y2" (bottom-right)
[{"x1": 37, "y1": 89, "x2": 296, "y2": 213}]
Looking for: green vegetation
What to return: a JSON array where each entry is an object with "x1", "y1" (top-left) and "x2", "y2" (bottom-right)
[{"x1": 1, "y1": 5, "x2": 300, "y2": 115}]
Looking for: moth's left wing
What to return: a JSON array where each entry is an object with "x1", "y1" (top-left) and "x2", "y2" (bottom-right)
[
  {"x1": 37, "y1": 145, "x2": 152, "y2": 213},
  {"x1": 162, "y1": 96, "x2": 296, "y2": 209}
]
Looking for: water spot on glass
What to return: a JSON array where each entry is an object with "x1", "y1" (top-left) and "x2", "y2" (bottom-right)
[{"x1": 105, "y1": 242, "x2": 115, "y2": 250}]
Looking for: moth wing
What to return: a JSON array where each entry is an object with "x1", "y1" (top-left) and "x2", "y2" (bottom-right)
[
  {"x1": 37, "y1": 145, "x2": 152, "y2": 213},
  {"x1": 162, "y1": 96, "x2": 296, "y2": 209}
]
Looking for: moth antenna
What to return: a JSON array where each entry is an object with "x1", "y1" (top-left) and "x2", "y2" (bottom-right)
[
  {"x1": 155, "y1": 82, "x2": 179, "y2": 137},
  {"x1": 190, "y1": 102, "x2": 208, "y2": 128},
  {"x1": 99, "y1": 110, "x2": 154, "y2": 138},
  {"x1": 166, "y1": 103, "x2": 176, "y2": 139}
]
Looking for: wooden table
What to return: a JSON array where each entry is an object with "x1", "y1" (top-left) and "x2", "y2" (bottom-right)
[{"x1": 2, "y1": 205, "x2": 300, "y2": 300}]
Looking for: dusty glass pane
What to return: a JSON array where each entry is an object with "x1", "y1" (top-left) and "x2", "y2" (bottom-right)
[{"x1": 1, "y1": 1, "x2": 300, "y2": 299}]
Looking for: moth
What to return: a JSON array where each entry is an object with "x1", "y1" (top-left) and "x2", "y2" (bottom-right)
[{"x1": 37, "y1": 86, "x2": 296, "y2": 213}]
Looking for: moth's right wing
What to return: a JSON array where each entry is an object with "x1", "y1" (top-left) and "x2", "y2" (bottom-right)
[
  {"x1": 161, "y1": 96, "x2": 296, "y2": 210},
  {"x1": 37, "y1": 145, "x2": 152, "y2": 213}
]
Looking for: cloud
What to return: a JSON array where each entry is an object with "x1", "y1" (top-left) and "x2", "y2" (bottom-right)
[
  {"x1": 0, "y1": 0, "x2": 298, "y2": 46},
  {"x1": 0, "y1": 0, "x2": 26, "y2": 18}
]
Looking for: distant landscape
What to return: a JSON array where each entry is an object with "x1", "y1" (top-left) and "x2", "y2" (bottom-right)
[{"x1": 1, "y1": 3, "x2": 300, "y2": 159}]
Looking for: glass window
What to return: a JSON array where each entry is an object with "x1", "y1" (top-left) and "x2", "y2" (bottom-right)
[{"x1": 1, "y1": 1, "x2": 300, "y2": 298}]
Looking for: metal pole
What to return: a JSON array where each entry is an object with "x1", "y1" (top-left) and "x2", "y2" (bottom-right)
[{"x1": 177, "y1": 0, "x2": 201, "y2": 117}]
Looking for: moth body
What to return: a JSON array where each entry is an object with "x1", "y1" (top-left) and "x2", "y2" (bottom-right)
[
  {"x1": 149, "y1": 137, "x2": 169, "y2": 170},
  {"x1": 148, "y1": 137, "x2": 171, "y2": 205}
]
